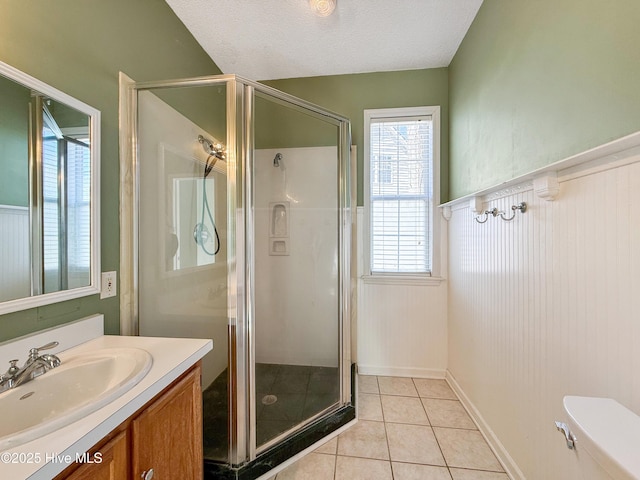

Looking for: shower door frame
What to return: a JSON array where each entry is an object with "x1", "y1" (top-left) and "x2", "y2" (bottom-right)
[
  {"x1": 247, "y1": 83, "x2": 352, "y2": 459},
  {"x1": 120, "y1": 74, "x2": 352, "y2": 467}
]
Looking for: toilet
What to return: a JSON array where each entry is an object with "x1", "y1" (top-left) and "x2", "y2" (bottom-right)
[{"x1": 562, "y1": 396, "x2": 640, "y2": 480}]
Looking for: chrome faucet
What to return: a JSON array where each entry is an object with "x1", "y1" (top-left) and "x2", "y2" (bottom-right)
[{"x1": 0, "y1": 341, "x2": 61, "y2": 393}]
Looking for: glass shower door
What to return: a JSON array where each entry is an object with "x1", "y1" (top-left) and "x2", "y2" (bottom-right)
[
  {"x1": 252, "y1": 91, "x2": 343, "y2": 450},
  {"x1": 136, "y1": 84, "x2": 230, "y2": 462},
  {"x1": 132, "y1": 76, "x2": 352, "y2": 470}
]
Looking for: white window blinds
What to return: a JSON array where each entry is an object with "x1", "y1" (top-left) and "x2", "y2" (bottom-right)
[
  {"x1": 369, "y1": 115, "x2": 433, "y2": 274},
  {"x1": 42, "y1": 127, "x2": 61, "y2": 292},
  {"x1": 41, "y1": 132, "x2": 91, "y2": 292},
  {"x1": 66, "y1": 139, "x2": 91, "y2": 289}
]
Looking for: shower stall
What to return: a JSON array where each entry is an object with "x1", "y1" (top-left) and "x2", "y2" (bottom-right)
[{"x1": 119, "y1": 75, "x2": 354, "y2": 478}]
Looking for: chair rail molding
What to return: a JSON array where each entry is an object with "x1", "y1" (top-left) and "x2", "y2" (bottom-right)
[
  {"x1": 440, "y1": 130, "x2": 640, "y2": 210},
  {"x1": 534, "y1": 172, "x2": 560, "y2": 201}
]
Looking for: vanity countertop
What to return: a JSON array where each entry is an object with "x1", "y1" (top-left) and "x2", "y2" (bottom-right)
[{"x1": 0, "y1": 316, "x2": 212, "y2": 480}]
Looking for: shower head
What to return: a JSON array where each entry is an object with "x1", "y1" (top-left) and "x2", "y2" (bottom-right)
[
  {"x1": 273, "y1": 153, "x2": 283, "y2": 167},
  {"x1": 199, "y1": 135, "x2": 215, "y2": 155},
  {"x1": 198, "y1": 135, "x2": 226, "y2": 161}
]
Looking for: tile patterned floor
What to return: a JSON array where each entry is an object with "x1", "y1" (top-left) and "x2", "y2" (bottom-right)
[{"x1": 271, "y1": 375, "x2": 510, "y2": 480}]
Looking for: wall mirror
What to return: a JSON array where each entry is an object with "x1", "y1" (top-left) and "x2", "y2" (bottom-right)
[{"x1": 0, "y1": 60, "x2": 100, "y2": 314}]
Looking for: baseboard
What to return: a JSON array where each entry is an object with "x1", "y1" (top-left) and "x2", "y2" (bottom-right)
[
  {"x1": 358, "y1": 365, "x2": 446, "y2": 379},
  {"x1": 445, "y1": 371, "x2": 525, "y2": 480}
]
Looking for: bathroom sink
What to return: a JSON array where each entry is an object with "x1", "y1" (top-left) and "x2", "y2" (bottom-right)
[{"x1": 0, "y1": 347, "x2": 152, "y2": 451}]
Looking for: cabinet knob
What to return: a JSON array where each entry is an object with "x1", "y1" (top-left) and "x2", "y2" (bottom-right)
[{"x1": 141, "y1": 468, "x2": 154, "y2": 480}]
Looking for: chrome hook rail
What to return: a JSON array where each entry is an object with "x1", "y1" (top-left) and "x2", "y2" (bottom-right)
[{"x1": 475, "y1": 202, "x2": 527, "y2": 223}]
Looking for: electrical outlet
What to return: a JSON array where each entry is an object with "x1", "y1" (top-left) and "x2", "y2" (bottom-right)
[{"x1": 100, "y1": 271, "x2": 117, "y2": 299}]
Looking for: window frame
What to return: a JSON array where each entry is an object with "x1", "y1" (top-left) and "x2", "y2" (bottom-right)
[{"x1": 363, "y1": 106, "x2": 442, "y2": 285}]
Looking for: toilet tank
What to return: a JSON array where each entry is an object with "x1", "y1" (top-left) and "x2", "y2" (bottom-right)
[{"x1": 563, "y1": 396, "x2": 640, "y2": 480}]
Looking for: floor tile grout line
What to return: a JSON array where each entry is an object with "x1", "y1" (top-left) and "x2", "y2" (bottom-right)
[
  {"x1": 430, "y1": 424, "x2": 452, "y2": 471},
  {"x1": 431, "y1": 425, "x2": 479, "y2": 432},
  {"x1": 332, "y1": 450, "x2": 337, "y2": 480},
  {"x1": 448, "y1": 465, "x2": 510, "y2": 474},
  {"x1": 307, "y1": 375, "x2": 507, "y2": 479},
  {"x1": 336, "y1": 452, "x2": 450, "y2": 467},
  {"x1": 333, "y1": 427, "x2": 340, "y2": 479},
  {"x1": 379, "y1": 418, "x2": 430, "y2": 427},
  {"x1": 414, "y1": 378, "x2": 434, "y2": 426},
  {"x1": 412, "y1": 377, "x2": 454, "y2": 474},
  {"x1": 431, "y1": 425, "x2": 507, "y2": 475},
  {"x1": 377, "y1": 376, "x2": 396, "y2": 480}
]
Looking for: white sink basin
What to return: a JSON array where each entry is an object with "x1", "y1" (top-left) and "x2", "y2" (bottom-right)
[{"x1": 0, "y1": 347, "x2": 152, "y2": 451}]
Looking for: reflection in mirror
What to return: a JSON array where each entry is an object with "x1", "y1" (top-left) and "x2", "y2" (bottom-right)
[
  {"x1": 0, "y1": 75, "x2": 31, "y2": 302},
  {"x1": 161, "y1": 144, "x2": 224, "y2": 274},
  {"x1": 0, "y1": 61, "x2": 100, "y2": 313},
  {"x1": 39, "y1": 98, "x2": 92, "y2": 295}
]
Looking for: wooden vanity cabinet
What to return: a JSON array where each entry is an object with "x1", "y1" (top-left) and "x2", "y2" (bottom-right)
[
  {"x1": 131, "y1": 365, "x2": 203, "y2": 479},
  {"x1": 56, "y1": 363, "x2": 203, "y2": 480}
]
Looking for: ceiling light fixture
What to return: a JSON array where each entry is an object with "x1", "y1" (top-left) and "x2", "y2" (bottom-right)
[{"x1": 309, "y1": 0, "x2": 336, "y2": 17}]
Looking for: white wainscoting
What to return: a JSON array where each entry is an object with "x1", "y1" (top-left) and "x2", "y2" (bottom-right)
[
  {"x1": 447, "y1": 139, "x2": 640, "y2": 479},
  {"x1": 357, "y1": 207, "x2": 449, "y2": 378},
  {"x1": 0, "y1": 205, "x2": 30, "y2": 302}
]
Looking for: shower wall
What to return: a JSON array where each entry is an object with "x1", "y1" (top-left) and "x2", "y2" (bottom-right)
[{"x1": 254, "y1": 146, "x2": 339, "y2": 367}]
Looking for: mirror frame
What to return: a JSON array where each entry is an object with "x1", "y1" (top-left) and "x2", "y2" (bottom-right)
[{"x1": 0, "y1": 60, "x2": 101, "y2": 315}]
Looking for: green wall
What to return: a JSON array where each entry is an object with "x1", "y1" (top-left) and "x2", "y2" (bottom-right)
[
  {"x1": 264, "y1": 68, "x2": 450, "y2": 204},
  {"x1": 449, "y1": 0, "x2": 640, "y2": 199},
  {"x1": 0, "y1": 0, "x2": 220, "y2": 342},
  {"x1": 0, "y1": 75, "x2": 30, "y2": 207},
  {"x1": 254, "y1": 93, "x2": 340, "y2": 150}
]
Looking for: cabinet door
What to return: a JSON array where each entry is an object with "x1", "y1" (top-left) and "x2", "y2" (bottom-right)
[
  {"x1": 62, "y1": 430, "x2": 128, "y2": 480},
  {"x1": 132, "y1": 366, "x2": 203, "y2": 480}
]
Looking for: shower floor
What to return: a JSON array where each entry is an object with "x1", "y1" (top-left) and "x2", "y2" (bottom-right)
[{"x1": 203, "y1": 363, "x2": 339, "y2": 462}]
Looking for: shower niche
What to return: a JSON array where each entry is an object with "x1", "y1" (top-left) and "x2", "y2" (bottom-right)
[
  {"x1": 123, "y1": 76, "x2": 353, "y2": 479},
  {"x1": 269, "y1": 201, "x2": 289, "y2": 255}
]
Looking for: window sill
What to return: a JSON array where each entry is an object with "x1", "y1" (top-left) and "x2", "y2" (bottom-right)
[{"x1": 361, "y1": 275, "x2": 445, "y2": 286}]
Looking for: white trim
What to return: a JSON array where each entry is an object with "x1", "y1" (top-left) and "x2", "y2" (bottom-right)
[
  {"x1": 0, "y1": 205, "x2": 29, "y2": 212},
  {"x1": 361, "y1": 274, "x2": 444, "y2": 286},
  {"x1": 363, "y1": 105, "x2": 442, "y2": 278},
  {"x1": 118, "y1": 72, "x2": 137, "y2": 336},
  {"x1": 469, "y1": 196, "x2": 484, "y2": 214},
  {"x1": 441, "y1": 129, "x2": 640, "y2": 208},
  {"x1": 358, "y1": 365, "x2": 446, "y2": 379},
  {"x1": 0, "y1": 61, "x2": 99, "y2": 116},
  {"x1": 441, "y1": 205, "x2": 452, "y2": 221},
  {"x1": 0, "y1": 60, "x2": 101, "y2": 316},
  {"x1": 60, "y1": 126, "x2": 91, "y2": 138},
  {"x1": 483, "y1": 182, "x2": 534, "y2": 202},
  {"x1": 446, "y1": 370, "x2": 525, "y2": 480},
  {"x1": 533, "y1": 172, "x2": 560, "y2": 201}
]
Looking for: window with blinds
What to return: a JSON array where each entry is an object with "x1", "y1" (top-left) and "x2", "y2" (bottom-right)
[
  {"x1": 66, "y1": 138, "x2": 91, "y2": 289},
  {"x1": 367, "y1": 110, "x2": 434, "y2": 274},
  {"x1": 41, "y1": 125, "x2": 91, "y2": 292},
  {"x1": 42, "y1": 127, "x2": 61, "y2": 293}
]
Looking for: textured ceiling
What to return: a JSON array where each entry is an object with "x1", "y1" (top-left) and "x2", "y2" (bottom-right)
[{"x1": 165, "y1": 0, "x2": 484, "y2": 81}]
